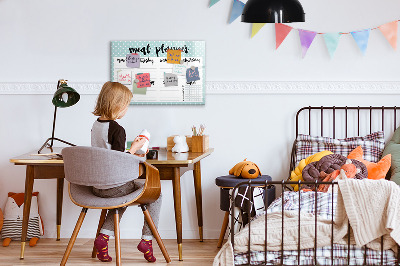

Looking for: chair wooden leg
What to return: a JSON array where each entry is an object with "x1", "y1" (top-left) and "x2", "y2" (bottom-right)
[
  {"x1": 91, "y1": 209, "x2": 108, "y2": 258},
  {"x1": 141, "y1": 205, "x2": 171, "y2": 263},
  {"x1": 114, "y1": 210, "x2": 121, "y2": 266},
  {"x1": 217, "y1": 211, "x2": 230, "y2": 248},
  {"x1": 60, "y1": 208, "x2": 88, "y2": 266}
]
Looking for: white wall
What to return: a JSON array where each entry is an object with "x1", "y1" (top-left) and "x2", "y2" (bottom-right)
[{"x1": 1, "y1": 0, "x2": 400, "y2": 239}]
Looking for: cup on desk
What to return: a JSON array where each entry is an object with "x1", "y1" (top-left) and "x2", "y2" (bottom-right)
[
  {"x1": 127, "y1": 141, "x2": 158, "y2": 159},
  {"x1": 146, "y1": 150, "x2": 158, "y2": 160}
]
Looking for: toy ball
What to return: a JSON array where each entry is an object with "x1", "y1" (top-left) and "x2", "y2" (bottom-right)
[{"x1": 229, "y1": 159, "x2": 261, "y2": 179}]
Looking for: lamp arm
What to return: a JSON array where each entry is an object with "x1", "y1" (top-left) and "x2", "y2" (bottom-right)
[
  {"x1": 50, "y1": 79, "x2": 61, "y2": 148},
  {"x1": 50, "y1": 105, "x2": 57, "y2": 148}
]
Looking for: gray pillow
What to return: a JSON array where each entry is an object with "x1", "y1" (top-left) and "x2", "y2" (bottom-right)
[{"x1": 382, "y1": 126, "x2": 400, "y2": 184}]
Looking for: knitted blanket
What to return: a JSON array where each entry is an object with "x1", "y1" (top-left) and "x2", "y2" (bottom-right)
[
  {"x1": 213, "y1": 211, "x2": 340, "y2": 266},
  {"x1": 213, "y1": 179, "x2": 400, "y2": 266},
  {"x1": 335, "y1": 178, "x2": 400, "y2": 251}
]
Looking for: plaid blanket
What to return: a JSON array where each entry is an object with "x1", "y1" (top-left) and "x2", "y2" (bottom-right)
[
  {"x1": 228, "y1": 186, "x2": 275, "y2": 237},
  {"x1": 234, "y1": 191, "x2": 397, "y2": 265},
  {"x1": 266, "y1": 190, "x2": 336, "y2": 220},
  {"x1": 235, "y1": 187, "x2": 266, "y2": 224},
  {"x1": 235, "y1": 244, "x2": 397, "y2": 265}
]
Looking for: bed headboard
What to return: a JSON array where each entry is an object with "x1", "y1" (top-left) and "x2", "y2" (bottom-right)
[
  {"x1": 295, "y1": 106, "x2": 400, "y2": 138},
  {"x1": 290, "y1": 106, "x2": 400, "y2": 179}
]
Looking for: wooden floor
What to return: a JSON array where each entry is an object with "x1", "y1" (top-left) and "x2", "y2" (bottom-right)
[{"x1": 0, "y1": 239, "x2": 221, "y2": 265}]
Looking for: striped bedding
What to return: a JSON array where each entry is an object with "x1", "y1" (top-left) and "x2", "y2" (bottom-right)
[{"x1": 234, "y1": 191, "x2": 397, "y2": 265}]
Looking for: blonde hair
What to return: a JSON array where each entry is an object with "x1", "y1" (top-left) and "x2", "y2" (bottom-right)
[{"x1": 93, "y1": 82, "x2": 133, "y2": 120}]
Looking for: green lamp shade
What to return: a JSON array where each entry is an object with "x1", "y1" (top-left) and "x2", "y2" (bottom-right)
[{"x1": 52, "y1": 84, "x2": 80, "y2": 108}]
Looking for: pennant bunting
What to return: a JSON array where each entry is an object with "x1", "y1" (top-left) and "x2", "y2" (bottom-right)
[
  {"x1": 298, "y1": 29, "x2": 317, "y2": 58},
  {"x1": 251, "y1": 23, "x2": 266, "y2": 38},
  {"x1": 351, "y1": 29, "x2": 370, "y2": 55},
  {"x1": 378, "y1": 21, "x2": 398, "y2": 50},
  {"x1": 209, "y1": 0, "x2": 220, "y2": 7},
  {"x1": 208, "y1": 4, "x2": 400, "y2": 57},
  {"x1": 323, "y1": 33, "x2": 341, "y2": 58},
  {"x1": 275, "y1": 23, "x2": 293, "y2": 49},
  {"x1": 229, "y1": 0, "x2": 245, "y2": 24}
]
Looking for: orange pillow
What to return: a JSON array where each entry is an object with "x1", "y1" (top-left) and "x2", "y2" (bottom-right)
[{"x1": 347, "y1": 146, "x2": 391, "y2": 180}]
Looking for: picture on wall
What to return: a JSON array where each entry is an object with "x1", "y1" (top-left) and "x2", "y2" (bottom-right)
[{"x1": 111, "y1": 41, "x2": 205, "y2": 105}]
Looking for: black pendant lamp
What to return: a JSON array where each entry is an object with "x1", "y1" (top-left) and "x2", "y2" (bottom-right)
[{"x1": 242, "y1": 0, "x2": 305, "y2": 23}]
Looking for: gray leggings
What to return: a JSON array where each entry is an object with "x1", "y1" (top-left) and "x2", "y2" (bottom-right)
[{"x1": 92, "y1": 180, "x2": 162, "y2": 240}]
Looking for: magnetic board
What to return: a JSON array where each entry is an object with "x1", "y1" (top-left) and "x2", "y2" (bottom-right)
[{"x1": 111, "y1": 41, "x2": 205, "y2": 105}]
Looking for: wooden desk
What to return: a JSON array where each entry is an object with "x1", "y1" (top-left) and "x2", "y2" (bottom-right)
[
  {"x1": 146, "y1": 148, "x2": 213, "y2": 260},
  {"x1": 10, "y1": 147, "x2": 213, "y2": 261},
  {"x1": 9, "y1": 148, "x2": 64, "y2": 259}
]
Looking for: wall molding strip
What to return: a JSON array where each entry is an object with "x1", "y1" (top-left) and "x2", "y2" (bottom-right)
[{"x1": 0, "y1": 81, "x2": 399, "y2": 95}]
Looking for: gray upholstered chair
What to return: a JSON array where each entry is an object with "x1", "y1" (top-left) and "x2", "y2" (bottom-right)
[{"x1": 60, "y1": 146, "x2": 171, "y2": 265}]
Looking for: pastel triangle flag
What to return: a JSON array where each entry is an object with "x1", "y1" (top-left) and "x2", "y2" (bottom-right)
[
  {"x1": 251, "y1": 23, "x2": 266, "y2": 38},
  {"x1": 298, "y1": 29, "x2": 317, "y2": 58},
  {"x1": 378, "y1": 21, "x2": 398, "y2": 50},
  {"x1": 209, "y1": 0, "x2": 220, "y2": 7},
  {"x1": 351, "y1": 29, "x2": 370, "y2": 55},
  {"x1": 229, "y1": 0, "x2": 245, "y2": 24},
  {"x1": 323, "y1": 33, "x2": 341, "y2": 58},
  {"x1": 275, "y1": 23, "x2": 293, "y2": 49}
]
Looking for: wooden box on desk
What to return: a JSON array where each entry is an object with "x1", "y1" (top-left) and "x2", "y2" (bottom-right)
[
  {"x1": 167, "y1": 136, "x2": 192, "y2": 151},
  {"x1": 191, "y1": 135, "x2": 209, "y2": 153}
]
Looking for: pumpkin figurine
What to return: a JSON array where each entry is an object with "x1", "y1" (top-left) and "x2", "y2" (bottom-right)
[{"x1": 229, "y1": 159, "x2": 261, "y2": 179}]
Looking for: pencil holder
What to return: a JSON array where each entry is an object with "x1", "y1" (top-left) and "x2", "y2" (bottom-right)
[{"x1": 191, "y1": 135, "x2": 209, "y2": 153}]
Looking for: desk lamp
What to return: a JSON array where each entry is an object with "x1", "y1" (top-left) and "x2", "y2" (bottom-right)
[
  {"x1": 38, "y1": 79, "x2": 80, "y2": 154},
  {"x1": 241, "y1": 0, "x2": 305, "y2": 23}
]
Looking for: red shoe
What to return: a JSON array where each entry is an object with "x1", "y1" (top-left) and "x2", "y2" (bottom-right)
[
  {"x1": 94, "y1": 233, "x2": 112, "y2": 262},
  {"x1": 137, "y1": 239, "x2": 156, "y2": 262}
]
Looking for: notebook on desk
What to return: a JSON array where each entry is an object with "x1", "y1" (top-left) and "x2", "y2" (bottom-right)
[{"x1": 30, "y1": 153, "x2": 63, "y2": 159}]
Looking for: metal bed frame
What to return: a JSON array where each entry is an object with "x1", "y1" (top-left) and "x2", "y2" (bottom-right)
[{"x1": 230, "y1": 106, "x2": 400, "y2": 266}]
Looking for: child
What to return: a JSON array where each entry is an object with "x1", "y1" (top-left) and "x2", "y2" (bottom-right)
[{"x1": 91, "y1": 81, "x2": 162, "y2": 263}]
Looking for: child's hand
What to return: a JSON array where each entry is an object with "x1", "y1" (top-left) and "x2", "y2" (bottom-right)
[
  {"x1": 128, "y1": 137, "x2": 147, "y2": 155},
  {"x1": 134, "y1": 149, "x2": 149, "y2": 157}
]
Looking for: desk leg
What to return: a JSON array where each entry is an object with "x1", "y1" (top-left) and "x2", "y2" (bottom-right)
[
  {"x1": 56, "y1": 178, "x2": 64, "y2": 241},
  {"x1": 172, "y1": 167, "x2": 183, "y2": 261},
  {"x1": 193, "y1": 161, "x2": 203, "y2": 242},
  {"x1": 20, "y1": 165, "x2": 35, "y2": 259}
]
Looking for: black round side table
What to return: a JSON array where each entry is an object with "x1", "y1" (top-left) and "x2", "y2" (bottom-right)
[{"x1": 215, "y1": 175, "x2": 275, "y2": 248}]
